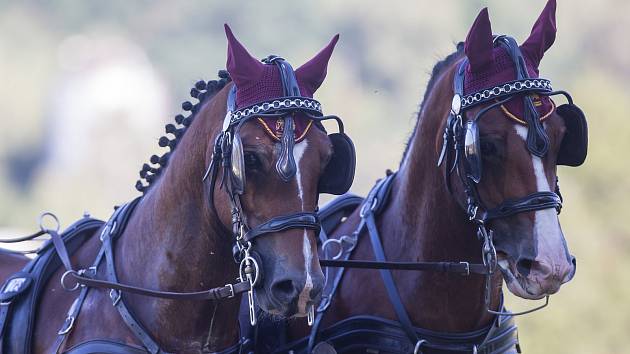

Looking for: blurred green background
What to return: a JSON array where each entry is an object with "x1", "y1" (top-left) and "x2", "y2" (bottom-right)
[{"x1": 0, "y1": 1, "x2": 627, "y2": 352}]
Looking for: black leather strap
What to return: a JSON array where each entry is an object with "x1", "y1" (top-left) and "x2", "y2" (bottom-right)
[
  {"x1": 69, "y1": 273, "x2": 250, "y2": 301},
  {"x1": 484, "y1": 191, "x2": 561, "y2": 221},
  {"x1": 277, "y1": 311, "x2": 520, "y2": 354},
  {"x1": 320, "y1": 259, "x2": 486, "y2": 275},
  {"x1": 243, "y1": 212, "x2": 320, "y2": 242},
  {"x1": 63, "y1": 339, "x2": 150, "y2": 354},
  {"x1": 365, "y1": 212, "x2": 419, "y2": 344},
  {"x1": 100, "y1": 201, "x2": 168, "y2": 354}
]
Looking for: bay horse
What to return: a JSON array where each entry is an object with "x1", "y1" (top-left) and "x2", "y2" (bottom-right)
[
  {"x1": 0, "y1": 25, "x2": 355, "y2": 353},
  {"x1": 277, "y1": 1, "x2": 586, "y2": 353}
]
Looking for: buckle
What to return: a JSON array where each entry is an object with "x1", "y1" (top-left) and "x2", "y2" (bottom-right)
[
  {"x1": 224, "y1": 284, "x2": 235, "y2": 298},
  {"x1": 109, "y1": 289, "x2": 121, "y2": 306},
  {"x1": 359, "y1": 197, "x2": 378, "y2": 218},
  {"x1": 57, "y1": 316, "x2": 75, "y2": 335},
  {"x1": 459, "y1": 262, "x2": 470, "y2": 276}
]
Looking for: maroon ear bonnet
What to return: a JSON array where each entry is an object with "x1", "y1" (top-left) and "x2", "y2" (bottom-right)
[
  {"x1": 463, "y1": 0, "x2": 557, "y2": 120},
  {"x1": 225, "y1": 24, "x2": 338, "y2": 140}
]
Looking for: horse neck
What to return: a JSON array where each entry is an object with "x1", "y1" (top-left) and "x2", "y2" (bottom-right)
[
  {"x1": 377, "y1": 69, "x2": 501, "y2": 331},
  {"x1": 114, "y1": 88, "x2": 240, "y2": 350}
]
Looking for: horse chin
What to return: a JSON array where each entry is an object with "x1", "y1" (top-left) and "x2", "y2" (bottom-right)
[
  {"x1": 254, "y1": 291, "x2": 299, "y2": 318},
  {"x1": 497, "y1": 257, "x2": 556, "y2": 300}
]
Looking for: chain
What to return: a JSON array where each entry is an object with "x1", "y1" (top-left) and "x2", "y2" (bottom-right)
[{"x1": 460, "y1": 78, "x2": 552, "y2": 109}]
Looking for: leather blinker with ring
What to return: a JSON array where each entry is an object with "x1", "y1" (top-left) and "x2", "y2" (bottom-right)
[
  {"x1": 463, "y1": 119, "x2": 481, "y2": 183},
  {"x1": 229, "y1": 131, "x2": 246, "y2": 195}
]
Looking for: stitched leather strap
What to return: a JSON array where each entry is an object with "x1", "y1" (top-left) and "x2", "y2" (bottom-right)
[
  {"x1": 320, "y1": 259, "x2": 486, "y2": 275},
  {"x1": 243, "y1": 212, "x2": 320, "y2": 242},
  {"x1": 484, "y1": 191, "x2": 561, "y2": 221},
  {"x1": 365, "y1": 213, "x2": 420, "y2": 344},
  {"x1": 69, "y1": 272, "x2": 250, "y2": 301}
]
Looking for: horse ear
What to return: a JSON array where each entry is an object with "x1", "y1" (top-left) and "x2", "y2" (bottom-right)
[
  {"x1": 295, "y1": 34, "x2": 339, "y2": 96},
  {"x1": 520, "y1": 0, "x2": 557, "y2": 68},
  {"x1": 224, "y1": 24, "x2": 264, "y2": 87},
  {"x1": 464, "y1": 8, "x2": 494, "y2": 72}
]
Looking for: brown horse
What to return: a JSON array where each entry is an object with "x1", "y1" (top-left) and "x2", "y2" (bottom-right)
[
  {"x1": 0, "y1": 25, "x2": 351, "y2": 353},
  {"x1": 281, "y1": 1, "x2": 584, "y2": 353}
]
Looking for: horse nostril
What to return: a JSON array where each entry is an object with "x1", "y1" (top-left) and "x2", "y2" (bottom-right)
[
  {"x1": 516, "y1": 258, "x2": 533, "y2": 277},
  {"x1": 270, "y1": 279, "x2": 299, "y2": 302}
]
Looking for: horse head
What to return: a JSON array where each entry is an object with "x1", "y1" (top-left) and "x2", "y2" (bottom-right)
[
  {"x1": 203, "y1": 25, "x2": 351, "y2": 318},
  {"x1": 441, "y1": 0, "x2": 585, "y2": 300}
]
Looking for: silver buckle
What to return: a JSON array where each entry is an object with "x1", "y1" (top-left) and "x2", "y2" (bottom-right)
[
  {"x1": 224, "y1": 283, "x2": 235, "y2": 298},
  {"x1": 109, "y1": 289, "x2": 121, "y2": 306},
  {"x1": 57, "y1": 316, "x2": 75, "y2": 335},
  {"x1": 359, "y1": 197, "x2": 378, "y2": 218},
  {"x1": 459, "y1": 261, "x2": 470, "y2": 276}
]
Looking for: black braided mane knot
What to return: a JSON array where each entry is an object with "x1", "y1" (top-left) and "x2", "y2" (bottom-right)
[{"x1": 135, "y1": 70, "x2": 232, "y2": 193}]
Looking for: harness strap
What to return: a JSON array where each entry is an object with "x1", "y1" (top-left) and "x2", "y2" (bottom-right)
[
  {"x1": 68, "y1": 273, "x2": 250, "y2": 301},
  {"x1": 320, "y1": 259, "x2": 486, "y2": 275},
  {"x1": 243, "y1": 212, "x2": 320, "y2": 242},
  {"x1": 101, "y1": 201, "x2": 167, "y2": 354},
  {"x1": 364, "y1": 212, "x2": 420, "y2": 344},
  {"x1": 484, "y1": 191, "x2": 561, "y2": 221}
]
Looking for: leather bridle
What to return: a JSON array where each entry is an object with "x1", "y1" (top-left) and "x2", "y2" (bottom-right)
[
  {"x1": 201, "y1": 55, "x2": 352, "y2": 325},
  {"x1": 321, "y1": 36, "x2": 568, "y2": 317}
]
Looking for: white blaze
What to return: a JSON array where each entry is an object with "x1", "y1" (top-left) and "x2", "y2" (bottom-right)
[
  {"x1": 514, "y1": 126, "x2": 565, "y2": 266},
  {"x1": 292, "y1": 140, "x2": 313, "y2": 313}
]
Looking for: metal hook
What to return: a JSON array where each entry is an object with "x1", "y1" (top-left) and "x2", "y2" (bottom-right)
[{"x1": 307, "y1": 304, "x2": 315, "y2": 326}]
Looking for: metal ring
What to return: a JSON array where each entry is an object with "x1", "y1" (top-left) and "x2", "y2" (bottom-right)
[
  {"x1": 60, "y1": 270, "x2": 80, "y2": 292},
  {"x1": 38, "y1": 212, "x2": 60, "y2": 233},
  {"x1": 239, "y1": 256, "x2": 260, "y2": 287},
  {"x1": 322, "y1": 238, "x2": 344, "y2": 260}
]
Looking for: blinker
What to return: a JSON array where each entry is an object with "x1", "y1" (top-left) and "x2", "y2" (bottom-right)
[
  {"x1": 451, "y1": 94, "x2": 462, "y2": 115},
  {"x1": 230, "y1": 133, "x2": 246, "y2": 195},
  {"x1": 464, "y1": 120, "x2": 482, "y2": 183}
]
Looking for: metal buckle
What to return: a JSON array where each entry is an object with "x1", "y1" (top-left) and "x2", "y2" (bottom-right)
[
  {"x1": 459, "y1": 261, "x2": 470, "y2": 276},
  {"x1": 359, "y1": 197, "x2": 378, "y2": 218},
  {"x1": 109, "y1": 289, "x2": 121, "y2": 306},
  {"x1": 224, "y1": 283, "x2": 235, "y2": 298},
  {"x1": 307, "y1": 304, "x2": 315, "y2": 326},
  {"x1": 57, "y1": 316, "x2": 75, "y2": 335}
]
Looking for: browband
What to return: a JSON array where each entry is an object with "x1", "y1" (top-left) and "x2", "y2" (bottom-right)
[{"x1": 223, "y1": 55, "x2": 324, "y2": 130}]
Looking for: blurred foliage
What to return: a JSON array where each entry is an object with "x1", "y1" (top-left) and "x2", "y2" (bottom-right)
[{"x1": 0, "y1": 1, "x2": 628, "y2": 352}]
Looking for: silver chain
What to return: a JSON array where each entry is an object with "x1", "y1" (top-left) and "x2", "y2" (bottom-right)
[
  {"x1": 229, "y1": 97, "x2": 322, "y2": 124},
  {"x1": 461, "y1": 78, "x2": 552, "y2": 109}
]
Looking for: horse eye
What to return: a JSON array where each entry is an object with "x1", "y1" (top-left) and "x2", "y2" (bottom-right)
[
  {"x1": 480, "y1": 140, "x2": 497, "y2": 156},
  {"x1": 244, "y1": 152, "x2": 261, "y2": 170}
]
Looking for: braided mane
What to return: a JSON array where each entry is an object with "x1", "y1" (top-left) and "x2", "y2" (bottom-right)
[{"x1": 135, "y1": 70, "x2": 232, "y2": 193}]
